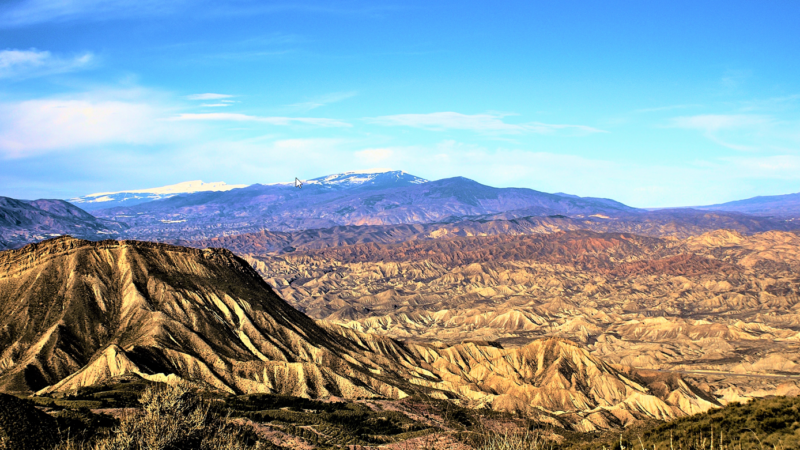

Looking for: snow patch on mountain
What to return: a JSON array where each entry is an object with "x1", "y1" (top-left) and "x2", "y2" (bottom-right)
[
  {"x1": 82, "y1": 180, "x2": 247, "y2": 198},
  {"x1": 69, "y1": 180, "x2": 248, "y2": 211},
  {"x1": 306, "y1": 170, "x2": 428, "y2": 188}
]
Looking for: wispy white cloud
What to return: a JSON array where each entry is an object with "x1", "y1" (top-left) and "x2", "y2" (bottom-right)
[
  {"x1": 0, "y1": 0, "x2": 185, "y2": 27},
  {"x1": 0, "y1": 48, "x2": 94, "y2": 79},
  {"x1": 0, "y1": 1, "x2": 400, "y2": 28},
  {"x1": 0, "y1": 86, "x2": 348, "y2": 160},
  {"x1": 286, "y1": 91, "x2": 357, "y2": 112},
  {"x1": 164, "y1": 137, "x2": 354, "y2": 184},
  {"x1": 669, "y1": 114, "x2": 771, "y2": 131},
  {"x1": 186, "y1": 93, "x2": 234, "y2": 100},
  {"x1": 634, "y1": 104, "x2": 702, "y2": 113},
  {"x1": 200, "y1": 103, "x2": 230, "y2": 107},
  {"x1": 720, "y1": 69, "x2": 751, "y2": 91},
  {"x1": 367, "y1": 112, "x2": 606, "y2": 134},
  {"x1": 170, "y1": 112, "x2": 351, "y2": 127},
  {"x1": 738, "y1": 94, "x2": 800, "y2": 113},
  {"x1": 669, "y1": 114, "x2": 777, "y2": 151},
  {"x1": 721, "y1": 154, "x2": 800, "y2": 179},
  {"x1": 0, "y1": 97, "x2": 182, "y2": 158}
]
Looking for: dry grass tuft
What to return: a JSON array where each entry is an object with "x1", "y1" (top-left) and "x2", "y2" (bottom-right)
[{"x1": 474, "y1": 430, "x2": 550, "y2": 450}]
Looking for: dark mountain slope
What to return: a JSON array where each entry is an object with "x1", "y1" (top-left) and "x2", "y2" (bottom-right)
[{"x1": 0, "y1": 197, "x2": 125, "y2": 250}]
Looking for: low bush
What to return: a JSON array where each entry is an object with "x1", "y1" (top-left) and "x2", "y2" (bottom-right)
[{"x1": 55, "y1": 383, "x2": 273, "y2": 450}]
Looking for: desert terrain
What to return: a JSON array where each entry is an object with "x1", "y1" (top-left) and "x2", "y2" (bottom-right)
[
  {"x1": 229, "y1": 229, "x2": 800, "y2": 404},
  {"x1": 0, "y1": 237, "x2": 721, "y2": 430}
]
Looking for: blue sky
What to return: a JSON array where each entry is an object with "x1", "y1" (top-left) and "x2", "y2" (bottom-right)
[{"x1": 1, "y1": 0, "x2": 799, "y2": 207}]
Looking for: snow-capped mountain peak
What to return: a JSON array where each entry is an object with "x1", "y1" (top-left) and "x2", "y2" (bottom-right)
[
  {"x1": 69, "y1": 180, "x2": 247, "y2": 211},
  {"x1": 306, "y1": 170, "x2": 428, "y2": 188},
  {"x1": 84, "y1": 180, "x2": 247, "y2": 198}
]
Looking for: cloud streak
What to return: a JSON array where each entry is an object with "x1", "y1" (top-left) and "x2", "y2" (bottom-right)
[
  {"x1": 367, "y1": 112, "x2": 606, "y2": 134},
  {"x1": 634, "y1": 104, "x2": 702, "y2": 113},
  {"x1": 171, "y1": 112, "x2": 351, "y2": 127},
  {"x1": 670, "y1": 114, "x2": 771, "y2": 131},
  {"x1": 669, "y1": 114, "x2": 778, "y2": 151},
  {"x1": 0, "y1": 0, "x2": 185, "y2": 27},
  {"x1": 186, "y1": 93, "x2": 235, "y2": 100},
  {"x1": 0, "y1": 0, "x2": 398, "y2": 28},
  {"x1": 285, "y1": 91, "x2": 357, "y2": 112},
  {"x1": 0, "y1": 98, "x2": 179, "y2": 158},
  {"x1": 0, "y1": 48, "x2": 94, "y2": 79},
  {"x1": 721, "y1": 154, "x2": 800, "y2": 179},
  {"x1": 354, "y1": 148, "x2": 393, "y2": 163}
]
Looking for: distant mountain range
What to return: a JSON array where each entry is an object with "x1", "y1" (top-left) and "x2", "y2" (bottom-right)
[
  {"x1": 0, "y1": 196, "x2": 125, "y2": 249},
  {"x1": 697, "y1": 191, "x2": 800, "y2": 217},
  {"x1": 87, "y1": 170, "x2": 641, "y2": 239},
  {"x1": 1, "y1": 169, "x2": 798, "y2": 249},
  {"x1": 68, "y1": 180, "x2": 248, "y2": 211}
]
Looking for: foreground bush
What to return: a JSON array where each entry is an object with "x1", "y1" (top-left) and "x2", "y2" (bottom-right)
[
  {"x1": 39, "y1": 387, "x2": 800, "y2": 450},
  {"x1": 57, "y1": 383, "x2": 260, "y2": 450}
]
